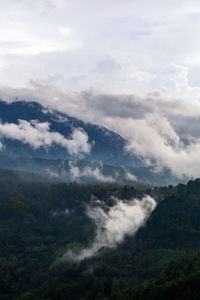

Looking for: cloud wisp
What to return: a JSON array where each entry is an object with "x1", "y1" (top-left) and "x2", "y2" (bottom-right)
[
  {"x1": 0, "y1": 119, "x2": 91, "y2": 157},
  {"x1": 66, "y1": 195, "x2": 156, "y2": 262},
  {"x1": 69, "y1": 162, "x2": 138, "y2": 183},
  {"x1": 69, "y1": 161, "x2": 116, "y2": 183}
]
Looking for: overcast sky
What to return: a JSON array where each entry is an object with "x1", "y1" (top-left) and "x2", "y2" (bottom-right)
[
  {"x1": 2, "y1": 1, "x2": 200, "y2": 179},
  {"x1": 1, "y1": 0, "x2": 200, "y2": 99}
]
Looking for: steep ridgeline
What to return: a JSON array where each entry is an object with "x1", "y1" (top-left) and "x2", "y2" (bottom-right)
[
  {"x1": 0, "y1": 100, "x2": 184, "y2": 186},
  {"x1": 0, "y1": 100, "x2": 140, "y2": 166}
]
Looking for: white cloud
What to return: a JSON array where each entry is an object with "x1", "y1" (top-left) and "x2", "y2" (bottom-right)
[
  {"x1": 67, "y1": 129, "x2": 91, "y2": 157},
  {"x1": 67, "y1": 195, "x2": 156, "y2": 261},
  {"x1": 69, "y1": 161, "x2": 115, "y2": 183},
  {"x1": 125, "y1": 171, "x2": 137, "y2": 181},
  {"x1": 2, "y1": 84, "x2": 200, "y2": 179},
  {"x1": 0, "y1": 119, "x2": 91, "y2": 157},
  {"x1": 1, "y1": 0, "x2": 200, "y2": 98},
  {"x1": 59, "y1": 27, "x2": 71, "y2": 36}
]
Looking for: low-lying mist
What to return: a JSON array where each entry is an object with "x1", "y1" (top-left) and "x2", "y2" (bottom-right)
[{"x1": 65, "y1": 195, "x2": 156, "y2": 262}]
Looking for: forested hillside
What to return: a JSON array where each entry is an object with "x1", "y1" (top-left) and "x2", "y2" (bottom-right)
[
  {"x1": 113, "y1": 252, "x2": 200, "y2": 300},
  {"x1": 0, "y1": 169, "x2": 200, "y2": 299}
]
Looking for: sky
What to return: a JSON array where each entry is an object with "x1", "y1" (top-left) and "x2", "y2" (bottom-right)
[
  {"x1": 2, "y1": 1, "x2": 200, "y2": 179},
  {"x1": 1, "y1": 0, "x2": 200, "y2": 98}
]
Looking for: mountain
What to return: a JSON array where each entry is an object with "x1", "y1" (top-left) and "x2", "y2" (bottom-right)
[
  {"x1": 0, "y1": 100, "x2": 140, "y2": 166},
  {"x1": 0, "y1": 99, "x2": 184, "y2": 186}
]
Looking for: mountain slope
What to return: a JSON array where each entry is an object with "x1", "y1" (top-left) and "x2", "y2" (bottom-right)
[
  {"x1": 0, "y1": 170, "x2": 200, "y2": 299},
  {"x1": 135, "y1": 179, "x2": 200, "y2": 249},
  {"x1": 0, "y1": 99, "x2": 186, "y2": 186},
  {"x1": 111, "y1": 252, "x2": 200, "y2": 300},
  {"x1": 0, "y1": 100, "x2": 140, "y2": 166}
]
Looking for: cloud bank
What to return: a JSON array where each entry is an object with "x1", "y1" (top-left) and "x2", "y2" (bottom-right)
[
  {"x1": 2, "y1": 0, "x2": 200, "y2": 101},
  {"x1": 1, "y1": 83, "x2": 200, "y2": 179},
  {"x1": 0, "y1": 119, "x2": 91, "y2": 157},
  {"x1": 67, "y1": 195, "x2": 156, "y2": 262}
]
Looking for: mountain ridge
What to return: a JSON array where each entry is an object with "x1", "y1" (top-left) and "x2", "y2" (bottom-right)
[{"x1": 0, "y1": 99, "x2": 141, "y2": 166}]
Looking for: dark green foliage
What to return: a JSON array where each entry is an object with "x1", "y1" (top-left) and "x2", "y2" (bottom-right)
[
  {"x1": 136, "y1": 179, "x2": 200, "y2": 249},
  {"x1": 1, "y1": 168, "x2": 200, "y2": 299},
  {"x1": 112, "y1": 252, "x2": 200, "y2": 300},
  {"x1": 0, "y1": 168, "x2": 154, "y2": 299}
]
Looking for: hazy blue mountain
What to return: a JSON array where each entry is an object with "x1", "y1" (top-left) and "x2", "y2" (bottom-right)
[
  {"x1": 0, "y1": 153, "x2": 183, "y2": 186},
  {"x1": 0, "y1": 100, "x2": 187, "y2": 185},
  {"x1": 0, "y1": 100, "x2": 141, "y2": 166}
]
